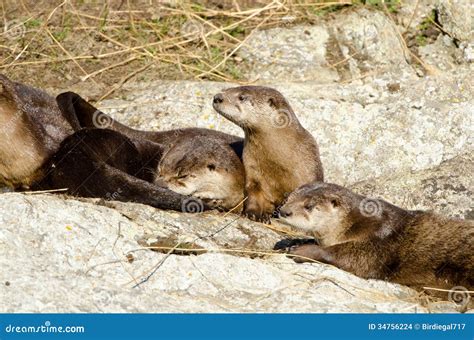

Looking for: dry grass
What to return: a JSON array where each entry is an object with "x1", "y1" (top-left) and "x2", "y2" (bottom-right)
[{"x1": 1, "y1": 0, "x2": 356, "y2": 99}]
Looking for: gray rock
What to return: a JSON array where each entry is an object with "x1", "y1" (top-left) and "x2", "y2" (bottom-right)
[
  {"x1": 350, "y1": 150, "x2": 474, "y2": 219},
  {"x1": 418, "y1": 35, "x2": 462, "y2": 71},
  {"x1": 0, "y1": 193, "x2": 460, "y2": 313},
  {"x1": 238, "y1": 25, "x2": 340, "y2": 83},
  {"x1": 436, "y1": 0, "x2": 473, "y2": 42},
  {"x1": 238, "y1": 8, "x2": 416, "y2": 83}
]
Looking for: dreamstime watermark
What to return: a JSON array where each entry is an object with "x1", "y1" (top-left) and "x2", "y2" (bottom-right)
[
  {"x1": 92, "y1": 110, "x2": 114, "y2": 129},
  {"x1": 3, "y1": 20, "x2": 26, "y2": 40},
  {"x1": 5, "y1": 320, "x2": 85, "y2": 334},
  {"x1": 105, "y1": 188, "x2": 123, "y2": 201},
  {"x1": 359, "y1": 198, "x2": 383, "y2": 218},
  {"x1": 448, "y1": 286, "x2": 471, "y2": 307},
  {"x1": 181, "y1": 197, "x2": 204, "y2": 213},
  {"x1": 271, "y1": 108, "x2": 292, "y2": 128}
]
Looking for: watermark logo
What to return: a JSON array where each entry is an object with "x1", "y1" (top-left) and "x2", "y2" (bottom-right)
[
  {"x1": 181, "y1": 197, "x2": 204, "y2": 213},
  {"x1": 92, "y1": 110, "x2": 114, "y2": 129},
  {"x1": 448, "y1": 286, "x2": 471, "y2": 307},
  {"x1": 180, "y1": 20, "x2": 204, "y2": 39},
  {"x1": 5, "y1": 320, "x2": 85, "y2": 334},
  {"x1": 271, "y1": 108, "x2": 292, "y2": 128},
  {"x1": 359, "y1": 198, "x2": 383, "y2": 218},
  {"x1": 105, "y1": 188, "x2": 122, "y2": 201},
  {"x1": 3, "y1": 20, "x2": 26, "y2": 40}
]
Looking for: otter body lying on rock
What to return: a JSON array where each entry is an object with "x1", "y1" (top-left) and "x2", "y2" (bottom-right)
[{"x1": 278, "y1": 182, "x2": 474, "y2": 304}]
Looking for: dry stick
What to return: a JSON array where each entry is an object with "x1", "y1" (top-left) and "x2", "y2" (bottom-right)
[
  {"x1": 3, "y1": 11, "x2": 234, "y2": 70},
  {"x1": 130, "y1": 214, "x2": 243, "y2": 288},
  {"x1": 131, "y1": 246, "x2": 321, "y2": 263},
  {"x1": 167, "y1": 7, "x2": 242, "y2": 44},
  {"x1": 21, "y1": 188, "x2": 69, "y2": 195},
  {"x1": 423, "y1": 287, "x2": 474, "y2": 294},
  {"x1": 381, "y1": 1, "x2": 437, "y2": 76},
  {"x1": 126, "y1": 0, "x2": 136, "y2": 33},
  {"x1": 404, "y1": 0, "x2": 420, "y2": 30},
  {"x1": 97, "y1": 31, "x2": 205, "y2": 59},
  {"x1": 217, "y1": 1, "x2": 282, "y2": 34},
  {"x1": 289, "y1": 2, "x2": 352, "y2": 8},
  {"x1": 94, "y1": 28, "x2": 232, "y2": 82},
  {"x1": 223, "y1": 196, "x2": 247, "y2": 217},
  {"x1": 328, "y1": 51, "x2": 359, "y2": 68},
  {"x1": 110, "y1": 221, "x2": 141, "y2": 286},
  {"x1": 68, "y1": 10, "x2": 129, "y2": 23}
]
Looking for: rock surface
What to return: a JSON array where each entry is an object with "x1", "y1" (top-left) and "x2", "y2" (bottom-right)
[
  {"x1": 0, "y1": 193, "x2": 462, "y2": 313},
  {"x1": 238, "y1": 8, "x2": 415, "y2": 83},
  {"x1": 435, "y1": 0, "x2": 473, "y2": 42},
  {"x1": 350, "y1": 150, "x2": 474, "y2": 219},
  {"x1": 2, "y1": 3, "x2": 473, "y2": 313}
]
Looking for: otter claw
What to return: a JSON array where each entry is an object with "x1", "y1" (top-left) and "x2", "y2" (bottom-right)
[{"x1": 244, "y1": 211, "x2": 272, "y2": 224}]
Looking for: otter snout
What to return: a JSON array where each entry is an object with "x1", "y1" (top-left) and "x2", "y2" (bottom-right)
[
  {"x1": 213, "y1": 93, "x2": 224, "y2": 104},
  {"x1": 279, "y1": 207, "x2": 293, "y2": 218}
]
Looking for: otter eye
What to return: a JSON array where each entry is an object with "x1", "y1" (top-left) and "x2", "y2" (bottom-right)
[
  {"x1": 238, "y1": 94, "x2": 247, "y2": 102},
  {"x1": 304, "y1": 203, "x2": 314, "y2": 211},
  {"x1": 176, "y1": 174, "x2": 188, "y2": 180},
  {"x1": 330, "y1": 199, "x2": 340, "y2": 207}
]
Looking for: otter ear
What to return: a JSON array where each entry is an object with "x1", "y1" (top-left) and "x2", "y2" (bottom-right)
[
  {"x1": 330, "y1": 198, "x2": 341, "y2": 208},
  {"x1": 268, "y1": 97, "x2": 277, "y2": 109}
]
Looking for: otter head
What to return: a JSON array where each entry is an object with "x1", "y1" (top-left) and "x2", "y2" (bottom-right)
[
  {"x1": 279, "y1": 182, "x2": 404, "y2": 246},
  {"x1": 278, "y1": 183, "x2": 355, "y2": 246},
  {"x1": 156, "y1": 138, "x2": 244, "y2": 210},
  {"x1": 212, "y1": 86, "x2": 296, "y2": 130}
]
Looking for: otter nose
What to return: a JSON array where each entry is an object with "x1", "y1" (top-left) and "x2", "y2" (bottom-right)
[
  {"x1": 213, "y1": 93, "x2": 224, "y2": 104},
  {"x1": 279, "y1": 208, "x2": 292, "y2": 218}
]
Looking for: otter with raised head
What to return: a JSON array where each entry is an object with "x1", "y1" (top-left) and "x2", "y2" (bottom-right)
[
  {"x1": 213, "y1": 86, "x2": 323, "y2": 222},
  {"x1": 277, "y1": 182, "x2": 474, "y2": 302}
]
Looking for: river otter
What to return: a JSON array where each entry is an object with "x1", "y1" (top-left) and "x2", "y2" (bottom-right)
[
  {"x1": 277, "y1": 182, "x2": 474, "y2": 305},
  {"x1": 213, "y1": 86, "x2": 323, "y2": 222}
]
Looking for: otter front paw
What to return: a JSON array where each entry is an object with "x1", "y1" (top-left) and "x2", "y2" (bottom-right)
[
  {"x1": 273, "y1": 238, "x2": 317, "y2": 251},
  {"x1": 244, "y1": 209, "x2": 272, "y2": 224},
  {"x1": 199, "y1": 197, "x2": 225, "y2": 211},
  {"x1": 287, "y1": 244, "x2": 327, "y2": 263}
]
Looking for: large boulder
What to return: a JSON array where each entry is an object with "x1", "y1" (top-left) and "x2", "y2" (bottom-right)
[
  {"x1": 237, "y1": 8, "x2": 415, "y2": 83},
  {"x1": 0, "y1": 193, "x2": 462, "y2": 313}
]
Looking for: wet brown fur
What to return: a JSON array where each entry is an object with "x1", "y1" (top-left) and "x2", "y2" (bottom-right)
[{"x1": 213, "y1": 86, "x2": 323, "y2": 222}]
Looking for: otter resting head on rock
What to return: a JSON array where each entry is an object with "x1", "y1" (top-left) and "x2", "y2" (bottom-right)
[
  {"x1": 213, "y1": 86, "x2": 323, "y2": 223},
  {"x1": 277, "y1": 182, "x2": 474, "y2": 305}
]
